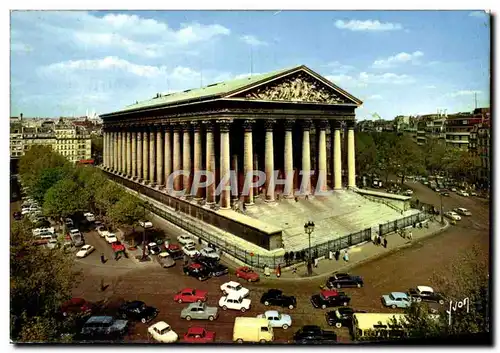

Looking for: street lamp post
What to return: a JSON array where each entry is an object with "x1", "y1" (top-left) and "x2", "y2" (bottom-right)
[
  {"x1": 440, "y1": 193, "x2": 444, "y2": 225},
  {"x1": 304, "y1": 221, "x2": 315, "y2": 276},
  {"x1": 141, "y1": 202, "x2": 150, "y2": 261}
]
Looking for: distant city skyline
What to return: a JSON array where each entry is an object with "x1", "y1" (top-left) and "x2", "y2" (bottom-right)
[{"x1": 11, "y1": 10, "x2": 490, "y2": 120}]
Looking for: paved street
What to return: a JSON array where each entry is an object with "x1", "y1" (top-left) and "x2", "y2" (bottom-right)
[{"x1": 70, "y1": 180, "x2": 490, "y2": 343}]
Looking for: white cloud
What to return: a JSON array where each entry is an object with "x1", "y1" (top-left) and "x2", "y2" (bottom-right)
[
  {"x1": 425, "y1": 85, "x2": 437, "y2": 89},
  {"x1": 240, "y1": 35, "x2": 268, "y2": 46},
  {"x1": 334, "y1": 19, "x2": 403, "y2": 31},
  {"x1": 367, "y1": 94, "x2": 383, "y2": 100},
  {"x1": 359, "y1": 72, "x2": 415, "y2": 85},
  {"x1": 326, "y1": 61, "x2": 356, "y2": 73},
  {"x1": 469, "y1": 11, "x2": 488, "y2": 18},
  {"x1": 372, "y1": 51, "x2": 424, "y2": 68},
  {"x1": 446, "y1": 90, "x2": 482, "y2": 98}
]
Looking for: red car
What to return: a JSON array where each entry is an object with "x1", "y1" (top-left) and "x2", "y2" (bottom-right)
[
  {"x1": 321, "y1": 289, "x2": 340, "y2": 298},
  {"x1": 236, "y1": 266, "x2": 260, "y2": 282},
  {"x1": 174, "y1": 288, "x2": 208, "y2": 304},
  {"x1": 61, "y1": 298, "x2": 92, "y2": 317},
  {"x1": 183, "y1": 327, "x2": 216, "y2": 343}
]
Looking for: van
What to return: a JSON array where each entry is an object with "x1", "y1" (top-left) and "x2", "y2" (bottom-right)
[{"x1": 233, "y1": 317, "x2": 273, "y2": 343}]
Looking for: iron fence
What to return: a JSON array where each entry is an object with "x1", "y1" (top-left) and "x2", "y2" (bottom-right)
[{"x1": 378, "y1": 212, "x2": 429, "y2": 236}]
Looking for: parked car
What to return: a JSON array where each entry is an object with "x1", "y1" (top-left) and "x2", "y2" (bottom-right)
[
  {"x1": 65, "y1": 218, "x2": 74, "y2": 227},
  {"x1": 158, "y1": 252, "x2": 176, "y2": 268},
  {"x1": 326, "y1": 273, "x2": 364, "y2": 289},
  {"x1": 470, "y1": 191, "x2": 478, "y2": 196},
  {"x1": 148, "y1": 321, "x2": 178, "y2": 343},
  {"x1": 183, "y1": 263, "x2": 210, "y2": 281},
  {"x1": 183, "y1": 327, "x2": 215, "y2": 343},
  {"x1": 310, "y1": 290, "x2": 350, "y2": 309},
  {"x1": 139, "y1": 220, "x2": 153, "y2": 229},
  {"x1": 180, "y1": 302, "x2": 218, "y2": 321},
  {"x1": 200, "y1": 247, "x2": 220, "y2": 260},
  {"x1": 76, "y1": 245, "x2": 95, "y2": 258},
  {"x1": 403, "y1": 189, "x2": 413, "y2": 196},
  {"x1": 195, "y1": 258, "x2": 228, "y2": 277},
  {"x1": 174, "y1": 288, "x2": 208, "y2": 304},
  {"x1": 147, "y1": 242, "x2": 161, "y2": 255},
  {"x1": 166, "y1": 244, "x2": 184, "y2": 260},
  {"x1": 454, "y1": 207, "x2": 472, "y2": 216},
  {"x1": 457, "y1": 190, "x2": 470, "y2": 197},
  {"x1": 293, "y1": 325, "x2": 337, "y2": 344},
  {"x1": 451, "y1": 187, "x2": 457, "y2": 192},
  {"x1": 236, "y1": 266, "x2": 260, "y2": 282},
  {"x1": 408, "y1": 286, "x2": 445, "y2": 305},
  {"x1": 96, "y1": 225, "x2": 110, "y2": 237},
  {"x1": 33, "y1": 227, "x2": 55, "y2": 236},
  {"x1": 257, "y1": 310, "x2": 292, "y2": 329},
  {"x1": 80, "y1": 316, "x2": 128, "y2": 338},
  {"x1": 325, "y1": 307, "x2": 366, "y2": 328},
  {"x1": 118, "y1": 300, "x2": 159, "y2": 324},
  {"x1": 220, "y1": 281, "x2": 250, "y2": 297},
  {"x1": 182, "y1": 243, "x2": 201, "y2": 258},
  {"x1": 260, "y1": 289, "x2": 297, "y2": 309},
  {"x1": 105, "y1": 233, "x2": 118, "y2": 244},
  {"x1": 381, "y1": 292, "x2": 411, "y2": 309},
  {"x1": 440, "y1": 192, "x2": 450, "y2": 197},
  {"x1": 69, "y1": 229, "x2": 84, "y2": 247},
  {"x1": 177, "y1": 234, "x2": 193, "y2": 245},
  {"x1": 61, "y1": 298, "x2": 93, "y2": 317},
  {"x1": 445, "y1": 211, "x2": 461, "y2": 221},
  {"x1": 219, "y1": 293, "x2": 251, "y2": 312},
  {"x1": 84, "y1": 212, "x2": 96, "y2": 222}
]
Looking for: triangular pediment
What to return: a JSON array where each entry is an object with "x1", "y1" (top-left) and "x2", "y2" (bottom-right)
[{"x1": 225, "y1": 66, "x2": 362, "y2": 105}]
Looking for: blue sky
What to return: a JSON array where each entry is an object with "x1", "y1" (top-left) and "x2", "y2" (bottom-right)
[{"x1": 10, "y1": 10, "x2": 490, "y2": 120}]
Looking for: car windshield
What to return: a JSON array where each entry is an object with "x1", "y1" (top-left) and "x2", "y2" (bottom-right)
[
  {"x1": 234, "y1": 285, "x2": 242, "y2": 291},
  {"x1": 159, "y1": 327, "x2": 171, "y2": 335},
  {"x1": 205, "y1": 249, "x2": 214, "y2": 253},
  {"x1": 319, "y1": 293, "x2": 327, "y2": 300},
  {"x1": 389, "y1": 294, "x2": 396, "y2": 300}
]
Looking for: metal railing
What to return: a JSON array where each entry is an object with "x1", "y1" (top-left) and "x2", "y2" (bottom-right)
[{"x1": 378, "y1": 212, "x2": 429, "y2": 236}]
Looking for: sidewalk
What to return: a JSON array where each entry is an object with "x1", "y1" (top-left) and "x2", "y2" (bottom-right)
[{"x1": 260, "y1": 218, "x2": 449, "y2": 282}]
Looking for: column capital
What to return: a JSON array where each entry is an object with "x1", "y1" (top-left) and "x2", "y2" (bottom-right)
[
  {"x1": 330, "y1": 120, "x2": 343, "y2": 130},
  {"x1": 283, "y1": 119, "x2": 295, "y2": 131},
  {"x1": 180, "y1": 121, "x2": 191, "y2": 132},
  {"x1": 264, "y1": 119, "x2": 276, "y2": 131},
  {"x1": 345, "y1": 120, "x2": 356, "y2": 129},
  {"x1": 318, "y1": 119, "x2": 329, "y2": 130},
  {"x1": 191, "y1": 121, "x2": 201, "y2": 132},
  {"x1": 301, "y1": 119, "x2": 313, "y2": 131},
  {"x1": 202, "y1": 120, "x2": 215, "y2": 131},
  {"x1": 172, "y1": 122, "x2": 182, "y2": 131},
  {"x1": 217, "y1": 119, "x2": 232, "y2": 133},
  {"x1": 243, "y1": 119, "x2": 256, "y2": 131}
]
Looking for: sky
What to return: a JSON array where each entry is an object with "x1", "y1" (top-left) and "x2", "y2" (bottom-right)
[{"x1": 10, "y1": 10, "x2": 491, "y2": 120}]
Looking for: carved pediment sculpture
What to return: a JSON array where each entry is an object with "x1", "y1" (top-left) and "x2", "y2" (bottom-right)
[{"x1": 244, "y1": 73, "x2": 348, "y2": 104}]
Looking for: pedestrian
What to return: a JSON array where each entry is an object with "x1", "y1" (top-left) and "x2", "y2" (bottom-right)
[
  {"x1": 314, "y1": 258, "x2": 319, "y2": 268},
  {"x1": 295, "y1": 197, "x2": 299, "y2": 202},
  {"x1": 343, "y1": 251, "x2": 349, "y2": 262},
  {"x1": 334, "y1": 250, "x2": 340, "y2": 261},
  {"x1": 100, "y1": 253, "x2": 105, "y2": 264},
  {"x1": 305, "y1": 195, "x2": 309, "y2": 200},
  {"x1": 264, "y1": 265, "x2": 271, "y2": 277},
  {"x1": 184, "y1": 254, "x2": 189, "y2": 266},
  {"x1": 100, "y1": 278, "x2": 105, "y2": 292},
  {"x1": 276, "y1": 264, "x2": 281, "y2": 278},
  {"x1": 377, "y1": 236, "x2": 381, "y2": 246},
  {"x1": 408, "y1": 231, "x2": 413, "y2": 241},
  {"x1": 292, "y1": 266, "x2": 297, "y2": 275},
  {"x1": 383, "y1": 237, "x2": 387, "y2": 248}
]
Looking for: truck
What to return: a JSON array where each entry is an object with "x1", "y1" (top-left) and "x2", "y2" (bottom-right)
[{"x1": 233, "y1": 317, "x2": 274, "y2": 343}]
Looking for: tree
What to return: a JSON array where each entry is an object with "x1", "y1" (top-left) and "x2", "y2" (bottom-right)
[
  {"x1": 107, "y1": 193, "x2": 145, "y2": 230},
  {"x1": 392, "y1": 136, "x2": 425, "y2": 184},
  {"x1": 73, "y1": 166, "x2": 109, "y2": 212},
  {"x1": 94, "y1": 181, "x2": 125, "y2": 216},
  {"x1": 10, "y1": 219, "x2": 77, "y2": 342},
  {"x1": 356, "y1": 132, "x2": 377, "y2": 178},
  {"x1": 91, "y1": 135, "x2": 103, "y2": 164},
  {"x1": 43, "y1": 178, "x2": 88, "y2": 221},
  {"x1": 31, "y1": 166, "x2": 72, "y2": 204}
]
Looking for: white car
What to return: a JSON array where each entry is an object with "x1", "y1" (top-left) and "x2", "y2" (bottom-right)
[
  {"x1": 140, "y1": 220, "x2": 153, "y2": 229},
  {"x1": 65, "y1": 218, "x2": 74, "y2": 227},
  {"x1": 177, "y1": 234, "x2": 193, "y2": 245},
  {"x1": 182, "y1": 244, "x2": 200, "y2": 258},
  {"x1": 445, "y1": 211, "x2": 461, "y2": 221},
  {"x1": 257, "y1": 310, "x2": 292, "y2": 329},
  {"x1": 451, "y1": 187, "x2": 457, "y2": 192},
  {"x1": 200, "y1": 247, "x2": 220, "y2": 260},
  {"x1": 105, "y1": 233, "x2": 118, "y2": 244},
  {"x1": 147, "y1": 321, "x2": 178, "y2": 343},
  {"x1": 84, "y1": 212, "x2": 96, "y2": 222},
  {"x1": 220, "y1": 281, "x2": 249, "y2": 297},
  {"x1": 33, "y1": 227, "x2": 55, "y2": 236},
  {"x1": 454, "y1": 207, "x2": 472, "y2": 216},
  {"x1": 96, "y1": 226, "x2": 109, "y2": 237},
  {"x1": 76, "y1": 245, "x2": 95, "y2": 258},
  {"x1": 470, "y1": 191, "x2": 478, "y2": 196},
  {"x1": 219, "y1": 293, "x2": 251, "y2": 312},
  {"x1": 70, "y1": 229, "x2": 82, "y2": 238},
  {"x1": 457, "y1": 190, "x2": 470, "y2": 197},
  {"x1": 403, "y1": 190, "x2": 413, "y2": 196},
  {"x1": 46, "y1": 239, "x2": 59, "y2": 250}
]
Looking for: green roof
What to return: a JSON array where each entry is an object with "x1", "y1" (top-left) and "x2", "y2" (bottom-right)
[{"x1": 113, "y1": 66, "x2": 298, "y2": 114}]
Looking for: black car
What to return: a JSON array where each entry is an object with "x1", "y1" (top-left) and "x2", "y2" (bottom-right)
[
  {"x1": 293, "y1": 325, "x2": 337, "y2": 344},
  {"x1": 407, "y1": 287, "x2": 446, "y2": 305},
  {"x1": 311, "y1": 290, "x2": 350, "y2": 309},
  {"x1": 80, "y1": 316, "x2": 128, "y2": 339},
  {"x1": 202, "y1": 262, "x2": 229, "y2": 277},
  {"x1": 183, "y1": 263, "x2": 210, "y2": 281},
  {"x1": 327, "y1": 273, "x2": 364, "y2": 289},
  {"x1": 261, "y1": 289, "x2": 297, "y2": 309},
  {"x1": 166, "y1": 246, "x2": 184, "y2": 260},
  {"x1": 325, "y1": 307, "x2": 366, "y2": 328},
  {"x1": 118, "y1": 300, "x2": 159, "y2": 323}
]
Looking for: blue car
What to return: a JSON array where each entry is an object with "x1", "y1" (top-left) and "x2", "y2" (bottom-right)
[
  {"x1": 257, "y1": 310, "x2": 292, "y2": 330},
  {"x1": 381, "y1": 292, "x2": 411, "y2": 309}
]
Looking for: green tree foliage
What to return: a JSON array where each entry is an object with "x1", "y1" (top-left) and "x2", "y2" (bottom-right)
[
  {"x1": 43, "y1": 178, "x2": 88, "y2": 220},
  {"x1": 10, "y1": 219, "x2": 77, "y2": 342},
  {"x1": 73, "y1": 166, "x2": 109, "y2": 212},
  {"x1": 107, "y1": 193, "x2": 145, "y2": 229},
  {"x1": 94, "y1": 181, "x2": 125, "y2": 216},
  {"x1": 355, "y1": 132, "x2": 377, "y2": 177},
  {"x1": 31, "y1": 166, "x2": 72, "y2": 203},
  {"x1": 392, "y1": 136, "x2": 425, "y2": 184},
  {"x1": 91, "y1": 135, "x2": 103, "y2": 163}
]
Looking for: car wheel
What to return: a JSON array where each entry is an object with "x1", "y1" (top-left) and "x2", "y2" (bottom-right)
[
  {"x1": 343, "y1": 302, "x2": 348, "y2": 306},
  {"x1": 357, "y1": 283, "x2": 362, "y2": 288},
  {"x1": 416, "y1": 297, "x2": 422, "y2": 302},
  {"x1": 335, "y1": 323, "x2": 342, "y2": 329},
  {"x1": 439, "y1": 299, "x2": 445, "y2": 305},
  {"x1": 264, "y1": 301, "x2": 270, "y2": 306},
  {"x1": 260, "y1": 339, "x2": 266, "y2": 343},
  {"x1": 241, "y1": 307, "x2": 246, "y2": 313},
  {"x1": 197, "y1": 299, "x2": 202, "y2": 303},
  {"x1": 236, "y1": 339, "x2": 243, "y2": 343},
  {"x1": 337, "y1": 284, "x2": 341, "y2": 289},
  {"x1": 247, "y1": 278, "x2": 252, "y2": 282},
  {"x1": 282, "y1": 324, "x2": 289, "y2": 330},
  {"x1": 62, "y1": 312, "x2": 68, "y2": 317},
  {"x1": 391, "y1": 304, "x2": 397, "y2": 309},
  {"x1": 141, "y1": 318, "x2": 146, "y2": 324},
  {"x1": 288, "y1": 305, "x2": 294, "y2": 310},
  {"x1": 121, "y1": 313, "x2": 127, "y2": 319},
  {"x1": 321, "y1": 304, "x2": 326, "y2": 309},
  {"x1": 222, "y1": 306, "x2": 227, "y2": 311},
  {"x1": 223, "y1": 291, "x2": 227, "y2": 295},
  {"x1": 198, "y1": 277, "x2": 203, "y2": 281},
  {"x1": 186, "y1": 316, "x2": 191, "y2": 321},
  {"x1": 236, "y1": 273, "x2": 240, "y2": 278},
  {"x1": 178, "y1": 299, "x2": 183, "y2": 304},
  {"x1": 209, "y1": 316, "x2": 214, "y2": 321}
]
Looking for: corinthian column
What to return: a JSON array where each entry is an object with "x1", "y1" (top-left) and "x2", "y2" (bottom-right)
[
  {"x1": 103, "y1": 131, "x2": 107, "y2": 168},
  {"x1": 117, "y1": 131, "x2": 122, "y2": 174},
  {"x1": 284, "y1": 119, "x2": 294, "y2": 198},
  {"x1": 204, "y1": 121, "x2": 215, "y2": 204},
  {"x1": 264, "y1": 119, "x2": 275, "y2": 202},
  {"x1": 332, "y1": 121, "x2": 342, "y2": 190},
  {"x1": 121, "y1": 131, "x2": 126, "y2": 174},
  {"x1": 156, "y1": 127, "x2": 164, "y2": 187},
  {"x1": 172, "y1": 124, "x2": 181, "y2": 191},
  {"x1": 301, "y1": 120, "x2": 312, "y2": 195},
  {"x1": 112, "y1": 131, "x2": 117, "y2": 172},
  {"x1": 347, "y1": 120, "x2": 356, "y2": 188},
  {"x1": 182, "y1": 123, "x2": 191, "y2": 195},
  {"x1": 137, "y1": 129, "x2": 143, "y2": 181},
  {"x1": 131, "y1": 129, "x2": 137, "y2": 179},
  {"x1": 193, "y1": 122, "x2": 202, "y2": 199},
  {"x1": 243, "y1": 120, "x2": 254, "y2": 205},
  {"x1": 149, "y1": 127, "x2": 156, "y2": 185},
  {"x1": 164, "y1": 125, "x2": 172, "y2": 191},
  {"x1": 219, "y1": 120, "x2": 231, "y2": 209},
  {"x1": 126, "y1": 131, "x2": 131, "y2": 177},
  {"x1": 318, "y1": 120, "x2": 328, "y2": 192},
  {"x1": 142, "y1": 129, "x2": 149, "y2": 182}
]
